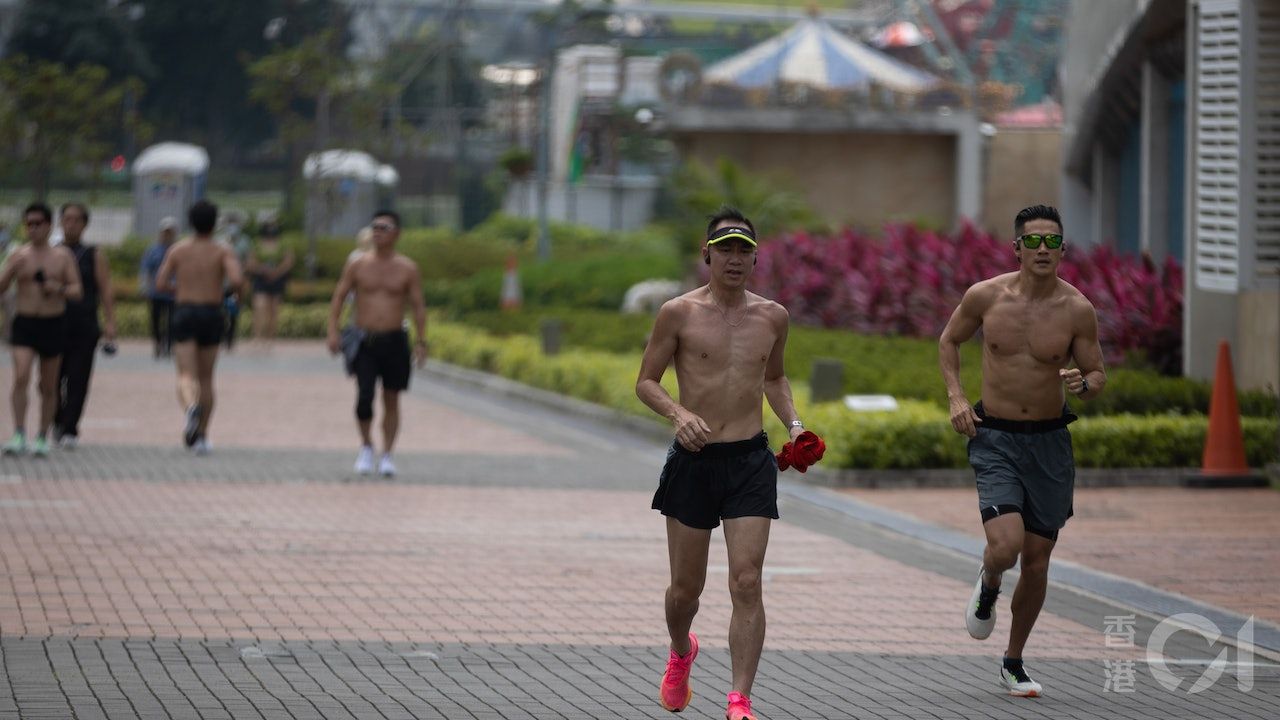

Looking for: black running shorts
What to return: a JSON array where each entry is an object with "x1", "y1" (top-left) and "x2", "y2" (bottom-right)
[
  {"x1": 171, "y1": 303, "x2": 225, "y2": 347},
  {"x1": 652, "y1": 432, "x2": 779, "y2": 530},
  {"x1": 10, "y1": 314, "x2": 67, "y2": 358},
  {"x1": 353, "y1": 329, "x2": 411, "y2": 392}
]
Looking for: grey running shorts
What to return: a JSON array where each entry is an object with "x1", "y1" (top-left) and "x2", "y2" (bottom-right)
[{"x1": 967, "y1": 401, "x2": 1077, "y2": 541}]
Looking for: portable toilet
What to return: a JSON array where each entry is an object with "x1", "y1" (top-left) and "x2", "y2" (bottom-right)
[
  {"x1": 303, "y1": 149, "x2": 381, "y2": 236},
  {"x1": 375, "y1": 164, "x2": 399, "y2": 211},
  {"x1": 133, "y1": 142, "x2": 209, "y2": 238}
]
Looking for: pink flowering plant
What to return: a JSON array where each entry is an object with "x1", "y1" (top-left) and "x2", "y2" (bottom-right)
[{"x1": 738, "y1": 224, "x2": 1184, "y2": 371}]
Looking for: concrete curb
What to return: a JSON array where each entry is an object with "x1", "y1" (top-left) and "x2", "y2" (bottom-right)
[{"x1": 421, "y1": 360, "x2": 673, "y2": 444}]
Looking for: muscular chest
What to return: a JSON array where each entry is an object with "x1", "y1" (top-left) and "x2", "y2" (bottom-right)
[
  {"x1": 355, "y1": 264, "x2": 406, "y2": 294},
  {"x1": 983, "y1": 302, "x2": 1074, "y2": 365}
]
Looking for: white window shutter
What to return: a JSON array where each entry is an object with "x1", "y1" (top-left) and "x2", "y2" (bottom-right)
[{"x1": 1194, "y1": 0, "x2": 1243, "y2": 292}]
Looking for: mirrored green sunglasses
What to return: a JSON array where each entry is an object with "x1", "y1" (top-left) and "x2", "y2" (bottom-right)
[{"x1": 1018, "y1": 233, "x2": 1064, "y2": 249}]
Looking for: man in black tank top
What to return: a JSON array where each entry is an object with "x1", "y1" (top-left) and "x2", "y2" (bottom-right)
[{"x1": 53, "y1": 203, "x2": 117, "y2": 448}]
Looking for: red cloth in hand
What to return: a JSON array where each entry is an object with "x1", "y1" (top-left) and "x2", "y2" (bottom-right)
[
  {"x1": 776, "y1": 431, "x2": 826, "y2": 473},
  {"x1": 776, "y1": 442, "x2": 794, "y2": 471}
]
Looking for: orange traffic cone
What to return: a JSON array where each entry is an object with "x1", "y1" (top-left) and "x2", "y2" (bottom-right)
[
  {"x1": 1185, "y1": 341, "x2": 1266, "y2": 487},
  {"x1": 500, "y1": 254, "x2": 522, "y2": 311}
]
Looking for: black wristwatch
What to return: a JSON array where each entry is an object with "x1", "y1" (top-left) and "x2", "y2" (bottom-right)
[{"x1": 1078, "y1": 377, "x2": 1090, "y2": 395}]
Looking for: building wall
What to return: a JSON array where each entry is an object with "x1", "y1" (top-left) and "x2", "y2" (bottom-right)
[
  {"x1": 1240, "y1": 290, "x2": 1280, "y2": 392},
  {"x1": 981, "y1": 129, "x2": 1062, "y2": 236},
  {"x1": 676, "y1": 132, "x2": 956, "y2": 229}
]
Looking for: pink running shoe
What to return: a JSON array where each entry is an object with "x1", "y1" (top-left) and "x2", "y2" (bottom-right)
[
  {"x1": 659, "y1": 632, "x2": 699, "y2": 712},
  {"x1": 725, "y1": 691, "x2": 758, "y2": 720}
]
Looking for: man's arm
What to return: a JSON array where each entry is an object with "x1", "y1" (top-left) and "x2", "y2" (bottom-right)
[
  {"x1": 636, "y1": 299, "x2": 710, "y2": 450},
  {"x1": 95, "y1": 247, "x2": 116, "y2": 340},
  {"x1": 326, "y1": 258, "x2": 357, "y2": 354},
  {"x1": 1064, "y1": 298, "x2": 1107, "y2": 400},
  {"x1": 406, "y1": 262, "x2": 427, "y2": 366},
  {"x1": 762, "y1": 304, "x2": 803, "y2": 440},
  {"x1": 939, "y1": 284, "x2": 986, "y2": 437},
  {"x1": 59, "y1": 248, "x2": 84, "y2": 301}
]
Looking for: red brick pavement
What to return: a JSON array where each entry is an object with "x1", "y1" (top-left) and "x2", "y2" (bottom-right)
[
  {"x1": 841, "y1": 486, "x2": 1280, "y2": 626},
  {"x1": 0, "y1": 478, "x2": 1135, "y2": 662},
  {"x1": 2, "y1": 341, "x2": 568, "y2": 456},
  {"x1": 0, "y1": 341, "x2": 1134, "y2": 663}
]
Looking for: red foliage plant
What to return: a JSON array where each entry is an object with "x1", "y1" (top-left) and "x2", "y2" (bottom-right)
[{"x1": 738, "y1": 223, "x2": 1183, "y2": 370}]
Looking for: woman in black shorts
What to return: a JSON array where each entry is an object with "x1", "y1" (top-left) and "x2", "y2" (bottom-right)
[{"x1": 246, "y1": 223, "x2": 293, "y2": 342}]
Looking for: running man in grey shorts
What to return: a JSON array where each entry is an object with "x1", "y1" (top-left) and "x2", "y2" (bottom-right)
[{"x1": 938, "y1": 205, "x2": 1107, "y2": 698}]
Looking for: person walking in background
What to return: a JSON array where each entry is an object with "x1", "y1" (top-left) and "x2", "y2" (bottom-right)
[
  {"x1": 0, "y1": 203, "x2": 82, "y2": 457},
  {"x1": 141, "y1": 217, "x2": 178, "y2": 358},
  {"x1": 156, "y1": 200, "x2": 243, "y2": 455},
  {"x1": 217, "y1": 212, "x2": 250, "y2": 350},
  {"x1": 0, "y1": 220, "x2": 17, "y2": 343},
  {"x1": 326, "y1": 211, "x2": 427, "y2": 477},
  {"x1": 246, "y1": 222, "x2": 293, "y2": 343},
  {"x1": 53, "y1": 203, "x2": 117, "y2": 449}
]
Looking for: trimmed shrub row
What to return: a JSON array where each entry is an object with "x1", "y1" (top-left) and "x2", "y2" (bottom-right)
[
  {"x1": 455, "y1": 308, "x2": 1278, "y2": 418},
  {"x1": 423, "y1": 321, "x2": 1279, "y2": 470}
]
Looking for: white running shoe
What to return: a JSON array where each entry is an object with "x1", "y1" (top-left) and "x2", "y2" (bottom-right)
[
  {"x1": 965, "y1": 565, "x2": 1000, "y2": 640},
  {"x1": 59, "y1": 434, "x2": 78, "y2": 450},
  {"x1": 193, "y1": 437, "x2": 211, "y2": 456},
  {"x1": 378, "y1": 453, "x2": 397, "y2": 477},
  {"x1": 354, "y1": 446, "x2": 375, "y2": 475},
  {"x1": 1000, "y1": 663, "x2": 1043, "y2": 697}
]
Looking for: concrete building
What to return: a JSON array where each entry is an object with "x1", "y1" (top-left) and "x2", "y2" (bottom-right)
[{"x1": 1061, "y1": 0, "x2": 1279, "y2": 391}]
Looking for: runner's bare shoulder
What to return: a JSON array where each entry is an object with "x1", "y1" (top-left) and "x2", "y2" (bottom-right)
[{"x1": 963, "y1": 273, "x2": 1010, "y2": 313}]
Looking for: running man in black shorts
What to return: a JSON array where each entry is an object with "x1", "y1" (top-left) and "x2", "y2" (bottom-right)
[
  {"x1": 0, "y1": 202, "x2": 82, "y2": 457},
  {"x1": 637, "y1": 206, "x2": 814, "y2": 720},
  {"x1": 939, "y1": 204, "x2": 1107, "y2": 697},
  {"x1": 326, "y1": 210, "x2": 426, "y2": 478},
  {"x1": 156, "y1": 200, "x2": 243, "y2": 455}
]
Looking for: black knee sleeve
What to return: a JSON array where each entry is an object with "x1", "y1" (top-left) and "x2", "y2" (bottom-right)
[{"x1": 355, "y1": 390, "x2": 375, "y2": 421}]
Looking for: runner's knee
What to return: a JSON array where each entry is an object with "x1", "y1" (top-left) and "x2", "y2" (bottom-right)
[{"x1": 728, "y1": 567, "x2": 762, "y2": 604}]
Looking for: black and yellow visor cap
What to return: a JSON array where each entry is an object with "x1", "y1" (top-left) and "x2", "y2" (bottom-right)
[{"x1": 706, "y1": 226, "x2": 757, "y2": 248}]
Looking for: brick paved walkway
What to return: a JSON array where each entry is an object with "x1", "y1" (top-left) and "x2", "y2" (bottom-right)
[
  {"x1": 841, "y1": 486, "x2": 1280, "y2": 626},
  {"x1": 1, "y1": 341, "x2": 1277, "y2": 719}
]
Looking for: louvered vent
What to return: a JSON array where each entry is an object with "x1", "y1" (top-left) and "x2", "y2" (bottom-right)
[{"x1": 1194, "y1": 0, "x2": 1242, "y2": 292}]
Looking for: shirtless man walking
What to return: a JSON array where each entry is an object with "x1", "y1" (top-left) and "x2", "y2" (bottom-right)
[
  {"x1": 156, "y1": 200, "x2": 244, "y2": 455},
  {"x1": 938, "y1": 204, "x2": 1106, "y2": 697},
  {"x1": 637, "y1": 206, "x2": 810, "y2": 720},
  {"x1": 0, "y1": 203, "x2": 83, "y2": 456},
  {"x1": 326, "y1": 210, "x2": 426, "y2": 478}
]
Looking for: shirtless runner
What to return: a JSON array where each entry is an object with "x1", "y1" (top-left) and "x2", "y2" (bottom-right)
[
  {"x1": 0, "y1": 202, "x2": 83, "y2": 457},
  {"x1": 938, "y1": 204, "x2": 1107, "y2": 697},
  {"x1": 326, "y1": 210, "x2": 426, "y2": 478},
  {"x1": 637, "y1": 206, "x2": 817, "y2": 720},
  {"x1": 156, "y1": 200, "x2": 244, "y2": 455}
]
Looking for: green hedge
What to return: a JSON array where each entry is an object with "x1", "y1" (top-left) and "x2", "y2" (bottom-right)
[
  {"x1": 424, "y1": 321, "x2": 1279, "y2": 470},
  {"x1": 454, "y1": 308, "x2": 1278, "y2": 418},
  {"x1": 107, "y1": 305, "x2": 1280, "y2": 469}
]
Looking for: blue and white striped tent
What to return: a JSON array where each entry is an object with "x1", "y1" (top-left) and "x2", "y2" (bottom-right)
[{"x1": 704, "y1": 18, "x2": 939, "y2": 94}]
